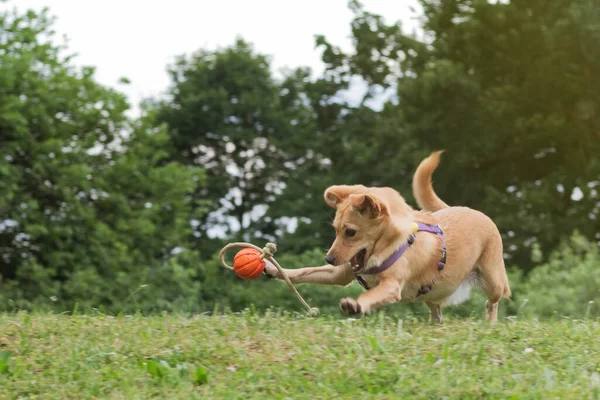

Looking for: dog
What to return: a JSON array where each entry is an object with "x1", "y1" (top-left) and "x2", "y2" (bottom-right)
[{"x1": 264, "y1": 151, "x2": 511, "y2": 323}]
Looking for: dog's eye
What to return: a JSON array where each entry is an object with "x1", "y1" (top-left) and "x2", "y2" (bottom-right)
[{"x1": 345, "y1": 229, "x2": 357, "y2": 238}]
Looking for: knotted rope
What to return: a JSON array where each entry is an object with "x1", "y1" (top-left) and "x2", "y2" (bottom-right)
[{"x1": 218, "y1": 242, "x2": 320, "y2": 317}]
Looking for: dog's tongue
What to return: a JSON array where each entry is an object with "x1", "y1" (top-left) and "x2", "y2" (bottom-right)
[{"x1": 351, "y1": 255, "x2": 359, "y2": 268}]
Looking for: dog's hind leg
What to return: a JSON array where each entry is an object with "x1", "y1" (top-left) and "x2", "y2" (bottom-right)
[
  {"x1": 477, "y1": 236, "x2": 511, "y2": 323},
  {"x1": 426, "y1": 302, "x2": 444, "y2": 324}
]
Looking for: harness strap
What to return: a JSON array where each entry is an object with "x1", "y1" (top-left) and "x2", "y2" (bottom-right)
[
  {"x1": 354, "y1": 222, "x2": 447, "y2": 291},
  {"x1": 414, "y1": 223, "x2": 447, "y2": 271}
]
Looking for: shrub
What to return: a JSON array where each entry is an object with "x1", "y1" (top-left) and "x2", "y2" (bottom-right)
[{"x1": 518, "y1": 231, "x2": 600, "y2": 319}]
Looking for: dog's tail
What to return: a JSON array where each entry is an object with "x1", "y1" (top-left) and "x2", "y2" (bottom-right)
[{"x1": 412, "y1": 150, "x2": 450, "y2": 212}]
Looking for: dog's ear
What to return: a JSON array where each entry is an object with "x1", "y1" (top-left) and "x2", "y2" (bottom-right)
[
  {"x1": 324, "y1": 185, "x2": 366, "y2": 209},
  {"x1": 349, "y1": 193, "x2": 388, "y2": 218}
]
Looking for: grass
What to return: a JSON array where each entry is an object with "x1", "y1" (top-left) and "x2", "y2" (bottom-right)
[{"x1": 1, "y1": 311, "x2": 599, "y2": 399}]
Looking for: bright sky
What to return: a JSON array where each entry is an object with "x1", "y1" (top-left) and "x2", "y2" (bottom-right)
[{"x1": 7, "y1": 0, "x2": 422, "y2": 115}]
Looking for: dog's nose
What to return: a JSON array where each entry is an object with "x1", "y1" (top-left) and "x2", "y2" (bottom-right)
[{"x1": 324, "y1": 254, "x2": 336, "y2": 265}]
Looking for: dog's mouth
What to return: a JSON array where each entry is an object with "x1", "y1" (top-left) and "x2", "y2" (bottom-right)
[{"x1": 351, "y1": 249, "x2": 367, "y2": 271}]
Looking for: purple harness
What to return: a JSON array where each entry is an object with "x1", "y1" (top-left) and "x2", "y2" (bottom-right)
[{"x1": 354, "y1": 223, "x2": 447, "y2": 291}]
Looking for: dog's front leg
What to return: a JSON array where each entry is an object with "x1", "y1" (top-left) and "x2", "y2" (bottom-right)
[
  {"x1": 340, "y1": 278, "x2": 403, "y2": 316},
  {"x1": 264, "y1": 260, "x2": 355, "y2": 286}
]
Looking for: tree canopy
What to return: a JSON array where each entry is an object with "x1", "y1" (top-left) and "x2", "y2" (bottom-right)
[
  {"x1": 2, "y1": 0, "x2": 600, "y2": 313},
  {"x1": 0, "y1": 8, "x2": 205, "y2": 311}
]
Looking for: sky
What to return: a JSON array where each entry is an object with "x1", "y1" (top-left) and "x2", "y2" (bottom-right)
[{"x1": 7, "y1": 0, "x2": 422, "y2": 116}]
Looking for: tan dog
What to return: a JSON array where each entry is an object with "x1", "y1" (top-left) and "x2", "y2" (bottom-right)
[{"x1": 265, "y1": 151, "x2": 511, "y2": 323}]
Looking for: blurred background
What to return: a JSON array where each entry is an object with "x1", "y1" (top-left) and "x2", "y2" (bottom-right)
[{"x1": 1, "y1": 0, "x2": 599, "y2": 319}]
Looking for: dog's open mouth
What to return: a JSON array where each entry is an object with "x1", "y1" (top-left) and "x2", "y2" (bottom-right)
[{"x1": 351, "y1": 249, "x2": 367, "y2": 271}]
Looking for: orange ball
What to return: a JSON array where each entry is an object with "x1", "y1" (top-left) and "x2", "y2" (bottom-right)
[{"x1": 233, "y1": 248, "x2": 265, "y2": 280}]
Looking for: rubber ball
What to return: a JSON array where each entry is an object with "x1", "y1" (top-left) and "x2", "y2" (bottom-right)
[{"x1": 233, "y1": 248, "x2": 265, "y2": 280}]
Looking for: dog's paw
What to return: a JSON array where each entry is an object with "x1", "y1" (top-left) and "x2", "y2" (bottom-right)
[
  {"x1": 263, "y1": 260, "x2": 280, "y2": 279},
  {"x1": 339, "y1": 297, "x2": 362, "y2": 316}
]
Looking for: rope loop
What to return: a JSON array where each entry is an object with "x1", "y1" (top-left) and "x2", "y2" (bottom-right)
[{"x1": 218, "y1": 242, "x2": 319, "y2": 317}]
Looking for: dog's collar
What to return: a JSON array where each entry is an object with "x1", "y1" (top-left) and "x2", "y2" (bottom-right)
[{"x1": 354, "y1": 222, "x2": 447, "y2": 289}]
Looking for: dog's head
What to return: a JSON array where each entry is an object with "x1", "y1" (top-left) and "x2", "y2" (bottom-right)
[{"x1": 323, "y1": 185, "x2": 415, "y2": 270}]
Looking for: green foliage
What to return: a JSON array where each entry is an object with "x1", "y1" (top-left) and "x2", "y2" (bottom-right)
[
  {"x1": 301, "y1": 0, "x2": 600, "y2": 267},
  {"x1": 0, "y1": 7, "x2": 206, "y2": 313},
  {"x1": 155, "y1": 40, "x2": 317, "y2": 250},
  {"x1": 519, "y1": 231, "x2": 600, "y2": 319},
  {"x1": 2, "y1": 314, "x2": 600, "y2": 398},
  {"x1": 2, "y1": 1, "x2": 600, "y2": 320},
  {"x1": 193, "y1": 366, "x2": 208, "y2": 386},
  {"x1": 0, "y1": 351, "x2": 10, "y2": 375}
]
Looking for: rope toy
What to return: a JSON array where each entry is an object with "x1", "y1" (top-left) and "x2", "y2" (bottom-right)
[{"x1": 218, "y1": 242, "x2": 320, "y2": 317}]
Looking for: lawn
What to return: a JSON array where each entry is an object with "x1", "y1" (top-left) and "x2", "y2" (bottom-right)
[{"x1": 1, "y1": 311, "x2": 599, "y2": 399}]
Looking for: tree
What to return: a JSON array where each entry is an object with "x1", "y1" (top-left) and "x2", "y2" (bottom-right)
[
  {"x1": 262, "y1": 4, "x2": 428, "y2": 254},
  {"x1": 155, "y1": 40, "x2": 317, "y2": 251},
  {"x1": 0, "y1": 7, "x2": 205, "y2": 311},
  {"x1": 275, "y1": 0, "x2": 600, "y2": 267}
]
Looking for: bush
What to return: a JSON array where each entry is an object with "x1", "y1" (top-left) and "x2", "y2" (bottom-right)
[
  {"x1": 518, "y1": 231, "x2": 600, "y2": 319},
  {"x1": 0, "y1": 249, "x2": 206, "y2": 314},
  {"x1": 3, "y1": 232, "x2": 598, "y2": 320}
]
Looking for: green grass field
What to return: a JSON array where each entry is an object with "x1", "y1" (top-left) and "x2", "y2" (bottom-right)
[{"x1": 1, "y1": 311, "x2": 599, "y2": 399}]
